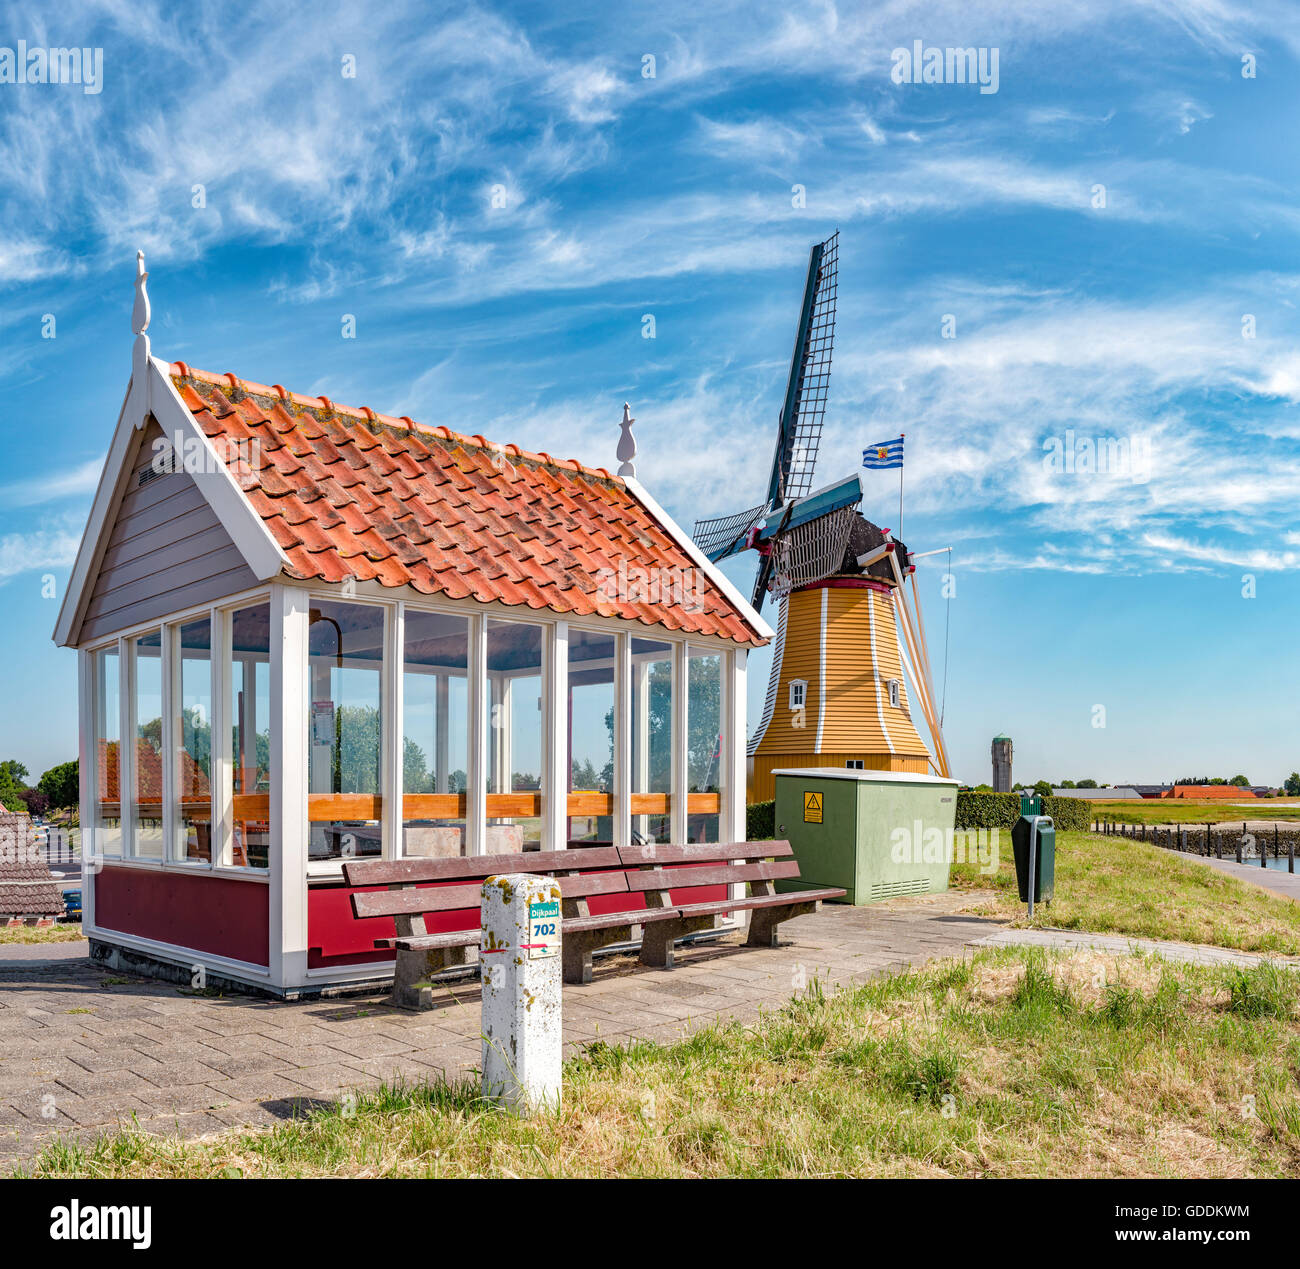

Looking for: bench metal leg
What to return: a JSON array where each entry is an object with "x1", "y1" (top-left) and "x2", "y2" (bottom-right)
[
  {"x1": 390, "y1": 945, "x2": 477, "y2": 1011},
  {"x1": 562, "y1": 926, "x2": 633, "y2": 985},
  {"x1": 564, "y1": 937, "x2": 595, "y2": 985},
  {"x1": 744, "y1": 901, "x2": 819, "y2": 949},
  {"x1": 638, "y1": 916, "x2": 716, "y2": 970}
]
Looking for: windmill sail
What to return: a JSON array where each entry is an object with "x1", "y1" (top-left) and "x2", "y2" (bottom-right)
[
  {"x1": 692, "y1": 231, "x2": 839, "y2": 580},
  {"x1": 766, "y1": 230, "x2": 838, "y2": 510}
]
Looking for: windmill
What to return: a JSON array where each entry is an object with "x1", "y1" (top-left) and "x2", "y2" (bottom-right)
[{"x1": 692, "y1": 233, "x2": 951, "y2": 800}]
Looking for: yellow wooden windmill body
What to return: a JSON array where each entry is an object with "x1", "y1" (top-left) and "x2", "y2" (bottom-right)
[{"x1": 747, "y1": 578, "x2": 932, "y2": 802}]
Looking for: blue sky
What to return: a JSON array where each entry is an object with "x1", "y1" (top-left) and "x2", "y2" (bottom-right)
[{"x1": 1, "y1": 0, "x2": 1299, "y2": 787}]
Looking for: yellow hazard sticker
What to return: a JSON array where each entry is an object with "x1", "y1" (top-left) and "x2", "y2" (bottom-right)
[{"x1": 803, "y1": 791, "x2": 823, "y2": 823}]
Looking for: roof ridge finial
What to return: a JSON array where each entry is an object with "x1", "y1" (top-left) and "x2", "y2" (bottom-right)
[
  {"x1": 127, "y1": 250, "x2": 153, "y2": 430},
  {"x1": 617, "y1": 401, "x2": 636, "y2": 478},
  {"x1": 132, "y1": 250, "x2": 151, "y2": 337}
]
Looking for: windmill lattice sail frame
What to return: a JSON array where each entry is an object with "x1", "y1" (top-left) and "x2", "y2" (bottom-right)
[
  {"x1": 768, "y1": 505, "x2": 856, "y2": 599},
  {"x1": 776, "y1": 230, "x2": 837, "y2": 505}
]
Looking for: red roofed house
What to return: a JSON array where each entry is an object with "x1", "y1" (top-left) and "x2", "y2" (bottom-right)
[
  {"x1": 53, "y1": 255, "x2": 771, "y2": 996},
  {"x1": 1161, "y1": 785, "x2": 1256, "y2": 800}
]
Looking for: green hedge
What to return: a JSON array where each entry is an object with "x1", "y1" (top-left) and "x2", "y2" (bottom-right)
[
  {"x1": 1040, "y1": 795, "x2": 1090, "y2": 832},
  {"x1": 954, "y1": 792, "x2": 1021, "y2": 830},
  {"x1": 952, "y1": 792, "x2": 1090, "y2": 832},
  {"x1": 749, "y1": 792, "x2": 1089, "y2": 838}
]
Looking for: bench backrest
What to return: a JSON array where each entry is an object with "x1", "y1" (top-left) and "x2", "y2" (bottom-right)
[{"x1": 346, "y1": 840, "x2": 795, "y2": 922}]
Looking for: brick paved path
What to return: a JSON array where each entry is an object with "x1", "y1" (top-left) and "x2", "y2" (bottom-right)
[{"x1": 0, "y1": 905, "x2": 998, "y2": 1166}]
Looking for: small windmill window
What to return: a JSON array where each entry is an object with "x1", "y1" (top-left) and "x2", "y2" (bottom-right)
[
  {"x1": 788, "y1": 679, "x2": 807, "y2": 711},
  {"x1": 846, "y1": 759, "x2": 864, "y2": 770},
  {"x1": 887, "y1": 679, "x2": 901, "y2": 708}
]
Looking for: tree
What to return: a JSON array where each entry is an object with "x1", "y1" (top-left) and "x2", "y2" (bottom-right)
[
  {"x1": 1229, "y1": 774, "x2": 1251, "y2": 787},
  {"x1": 0, "y1": 759, "x2": 28, "y2": 812},
  {"x1": 1076, "y1": 778, "x2": 1098, "y2": 789},
  {"x1": 1286, "y1": 773, "x2": 1300, "y2": 797},
  {"x1": 1058, "y1": 779, "x2": 1076, "y2": 789},
  {"x1": 38, "y1": 760, "x2": 79, "y2": 810},
  {"x1": 1033, "y1": 779, "x2": 1052, "y2": 797},
  {"x1": 18, "y1": 789, "x2": 49, "y2": 817}
]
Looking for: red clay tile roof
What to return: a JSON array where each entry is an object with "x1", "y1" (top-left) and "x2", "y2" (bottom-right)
[
  {"x1": 0, "y1": 814, "x2": 64, "y2": 918},
  {"x1": 168, "y1": 364, "x2": 765, "y2": 646},
  {"x1": 1165, "y1": 785, "x2": 1255, "y2": 799}
]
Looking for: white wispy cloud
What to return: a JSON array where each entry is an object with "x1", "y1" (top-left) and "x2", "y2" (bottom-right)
[
  {"x1": 0, "y1": 460, "x2": 102, "y2": 509},
  {"x1": 0, "y1": 522, "x2": 82, "y2": 582}
]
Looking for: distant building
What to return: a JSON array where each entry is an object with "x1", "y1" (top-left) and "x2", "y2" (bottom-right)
[
  {"x1": 991, "y1": 735, "x2": 1012, "y2": 793},
  {"x1": 1051, "y1": 787, "x2": 1141, "y2": 800},
  {"x1": 1162, "y1": 785, "x2": 1256, "y2": 800},
  {"x1": 1130, "y1": 784, "x2": 1171, "y2": 799}
]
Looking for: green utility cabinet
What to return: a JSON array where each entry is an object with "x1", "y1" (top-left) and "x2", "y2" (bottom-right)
[{"x1": 772, "y1": 768, "x2": 960, "y2": 905}]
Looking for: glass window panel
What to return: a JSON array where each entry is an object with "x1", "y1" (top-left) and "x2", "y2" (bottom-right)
[
  {"x1": 631, "y1": 638, "x2": 673, "y2": 844},
  {"x1": 403, "y1": 608, "x2": 469, "y2": 858},
  {"x1": 486, "y1": 619, "x2": 544, "y2": 852},
  {"x1": 93, "y1": 646, "x2": 121, "y2": 856},
  {"x1": 308, "y1": 601, "x2": 384, "y2": 862},
  {"x1": 567, "y1": 629, "x2": 614, "y2": 846},
  {"x1": 230, "y1": 603, "x2": 271, "y2": 868},
  {"x1": 687, "y1": 649, "x2": 724, "y2": 844},
  {"x1": 175, "y1": 619, "x2": 212, "y2": 861},
  {"x1": 131, "y1": 631, "x2": 164, "y2": 858}
]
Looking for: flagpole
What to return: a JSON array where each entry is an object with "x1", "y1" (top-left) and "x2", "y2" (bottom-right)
[{"x1": 898, "y1": 432, "x2": 905, "y2": 542}]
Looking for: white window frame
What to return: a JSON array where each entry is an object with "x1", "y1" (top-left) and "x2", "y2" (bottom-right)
[
  {"x1": 789, "y1": 678, "x2": 807, "y2": 711},
  {"x1": 887, "y1": 678, "x2": 901, "y2": 708}
]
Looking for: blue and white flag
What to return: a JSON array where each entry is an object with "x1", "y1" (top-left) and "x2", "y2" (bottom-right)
[{"x1": 863, "y1": 436, "x2": 904, "y2": 470}]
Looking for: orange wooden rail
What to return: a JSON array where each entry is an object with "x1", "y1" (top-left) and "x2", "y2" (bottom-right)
[{"x1": 101, "y1": 790, "x2": 722, "y2": 824}]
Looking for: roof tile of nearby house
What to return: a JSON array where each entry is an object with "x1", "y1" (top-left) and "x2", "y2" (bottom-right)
[
  {"x1": 167, "y1": 364, "x2": 766, "y2": 647},
  {"x1": 0, "y1": 813, "x2": 64, "y2": 918}
]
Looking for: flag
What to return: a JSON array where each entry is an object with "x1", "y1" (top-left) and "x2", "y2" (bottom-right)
[{"x1": 863, "y1": 436, "x2": 904, "y2": 469}]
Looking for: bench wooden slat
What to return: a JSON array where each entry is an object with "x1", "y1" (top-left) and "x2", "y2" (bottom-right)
[
  {"x1": 353, "y1": 885, "x2": 484, "y2": 920},
  {"x1": 353, "y1": 865, "x2": 629, "y2": 919},
  {"x1": 557, "y1": 872, "x2": 630, "y2": 900},
  {"x1": 673, "y1": 887, "x2": 845, "y2": 920},
  {"x1": 380, "y1": 930, "x2": 480, "y2": 951},
  {"x1": 387, "y1": 901, "x2": 685, "y2": 949},
  {"x1": 562, "y1": 907, "x2": 684, "y2": 934},
  {"x1": 623, "y1": 859, "x2": 801, "y2": 893},
  {"x1": 616, "y1": 841, "x2": 792, "y2": 867},
  {"x1": 342, "y1": 845, "x2": 618, "y2": 887}
]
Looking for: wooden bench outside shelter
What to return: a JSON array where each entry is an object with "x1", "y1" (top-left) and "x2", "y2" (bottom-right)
[{"x1": 343, "y1": 841, "x2": 845, "y2": 1009}]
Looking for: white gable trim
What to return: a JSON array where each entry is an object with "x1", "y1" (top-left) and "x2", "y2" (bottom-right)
[
  {"x1": 621, "y1": 475, "x2": 775, "y2": 643},
  {"x1": 54, "y1": 357, "x2": 290, "y2": 648},
  {"x1": 147, "y1": 359, "x2": 286, "y2": 580}
]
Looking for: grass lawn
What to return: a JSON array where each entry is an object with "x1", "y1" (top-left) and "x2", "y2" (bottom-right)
[
  {"x1": 0, "y1": 924, "x2": 85, "y2": 945},
  {"x1": 19, "y1": 945, "x2": 1300, "y2": 1178},
  {"x1": 952, "y1": 829, "x2": 1300, "y2": 956},
  {"x1": 1090, "y1": 800, "x2": 1300, "y2": 825}
]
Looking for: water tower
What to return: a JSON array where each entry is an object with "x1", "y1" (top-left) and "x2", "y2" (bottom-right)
[{"x1": 991, "y1": 734, "x2": 1013, "y2": 792}]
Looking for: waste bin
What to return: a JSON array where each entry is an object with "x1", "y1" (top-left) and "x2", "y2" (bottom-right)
[
  {"x1": 1012, "y1": 814, "x2": 1055, "y2": 904},
  {"x1": 772, "y1": 768, "x2": 958, "y2": 905}
]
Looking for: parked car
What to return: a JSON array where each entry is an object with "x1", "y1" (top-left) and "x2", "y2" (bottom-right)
[{"x1": 61, "y1": 889, "x2": 82, "y2": 922}]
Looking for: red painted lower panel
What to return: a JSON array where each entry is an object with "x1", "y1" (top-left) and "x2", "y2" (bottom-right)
[{"x1": 95, "y1": 866, "x2": 269, "y2": 967}]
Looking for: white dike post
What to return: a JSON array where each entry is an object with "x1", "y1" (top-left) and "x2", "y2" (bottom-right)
[{"x1": 480, "y1": 873, "x2": 562, "y2": 1114}]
